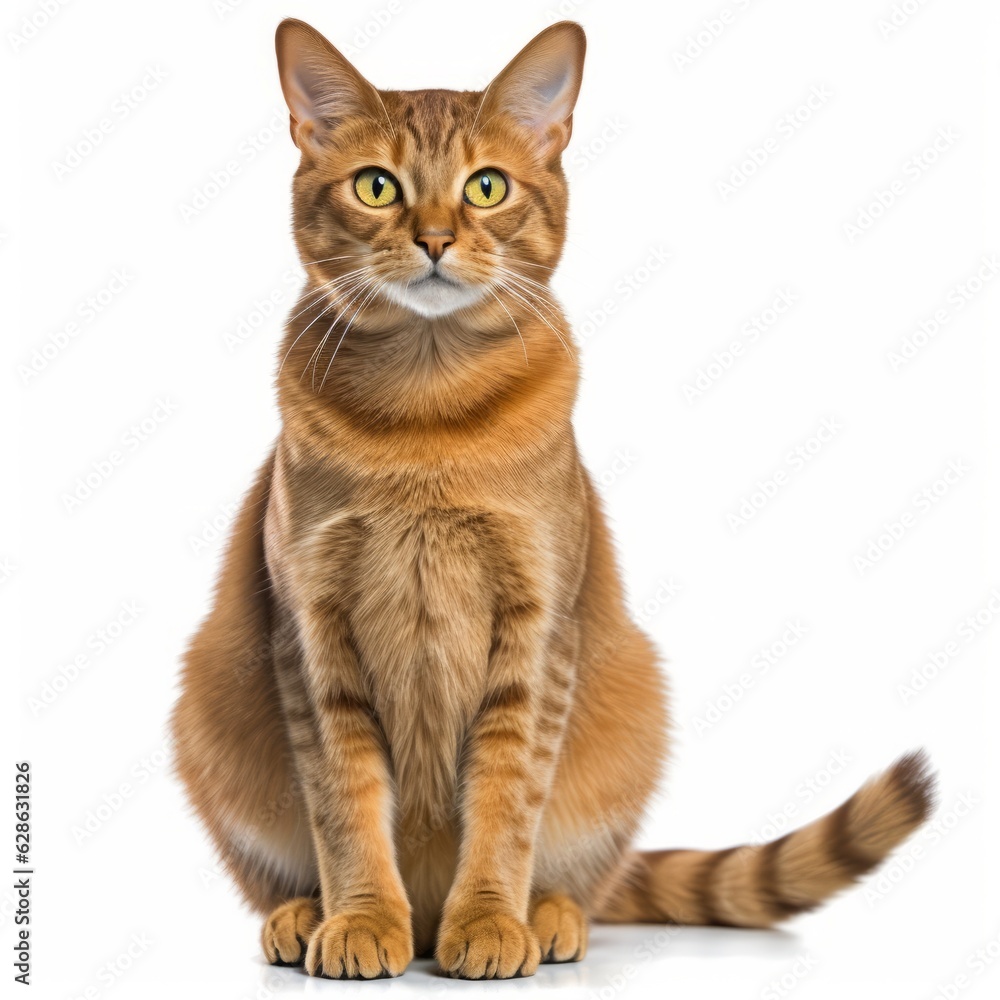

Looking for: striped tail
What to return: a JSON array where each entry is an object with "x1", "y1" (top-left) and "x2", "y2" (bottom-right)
[{"x1": 596, "y1": 751, "x2": 935, "y2": 928}]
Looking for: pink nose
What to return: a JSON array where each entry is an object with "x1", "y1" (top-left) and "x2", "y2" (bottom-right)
[{"x1": 415, "y1": 229, "x2": 455, "y2": 262}]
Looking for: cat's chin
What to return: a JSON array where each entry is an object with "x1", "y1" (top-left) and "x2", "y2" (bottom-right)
[{"x1": 381, "y1": 275, "x2": 486, "y2": 319}]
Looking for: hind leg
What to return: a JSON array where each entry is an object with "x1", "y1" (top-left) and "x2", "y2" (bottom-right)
[
  {"x1": 531, "y1": 894, "x2": 588, "y2": 963},
  {"x1": 172, "y1": 457, "x2": 318, "y2": 915},
  {"x1": 533, "y1": 626, "x2": 668, "y2": 931},
  {"x1": 173, "y1": 606, "x2": 317, "y2": 917},
  {"x1": 262, "y1": 896, "x2": 320, "y2": 966}
]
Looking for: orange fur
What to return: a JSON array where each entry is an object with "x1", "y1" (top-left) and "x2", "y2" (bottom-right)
[{"x1": 171, "y1": 19, "x2": 935, "y2": 979}]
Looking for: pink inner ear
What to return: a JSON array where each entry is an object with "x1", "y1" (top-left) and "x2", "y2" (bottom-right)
[
  {"x1": 277, "y1": 20, "x2": 385, "y2": 131},
  {"x1": 481, "y1": 24, "x2": 585, "y2": 149},
  {"x1": 536, "y1": 69, "x2": 570, "y2": 106},
  {"x1": 505, "y1": 62, "x2": 576, "y2": 130}
]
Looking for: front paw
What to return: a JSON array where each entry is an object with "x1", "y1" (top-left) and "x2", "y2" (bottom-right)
[
  {"x1": 436, "y1": 911, "x2": 541, "y2": 980},
  {"x1": 305, "y1": 910, "x2": 413, "y2": 979}
]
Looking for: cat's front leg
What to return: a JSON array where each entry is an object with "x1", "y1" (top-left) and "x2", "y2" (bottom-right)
[
  {"x1": 291, "y1": 613, "x2": 414, "y2": 979},
  {"x1": 436, "y1": 626, "x2": 576, "y2": 979}
]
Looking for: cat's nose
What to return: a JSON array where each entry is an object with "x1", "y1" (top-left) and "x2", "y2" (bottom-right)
[{"x1": 415, "y1": 229, "x2": 455, "y2": 262}]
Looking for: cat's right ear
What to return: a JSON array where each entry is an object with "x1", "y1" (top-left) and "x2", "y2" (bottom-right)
[{"x1": 275, "y1": 19, "x2": 385, "y2": 149}]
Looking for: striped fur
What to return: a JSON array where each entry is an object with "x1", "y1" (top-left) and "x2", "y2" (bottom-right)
[
  {"x1": 595, "y1": 752, "x2": 935, "y2": 927},
  {"x1": 170, "y1": 19, "x2": 935, "y2": 981}
]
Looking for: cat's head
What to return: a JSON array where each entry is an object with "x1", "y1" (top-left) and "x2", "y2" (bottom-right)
[{"x1": 275, "y1": 19, "x2": 585, "y2": 320}]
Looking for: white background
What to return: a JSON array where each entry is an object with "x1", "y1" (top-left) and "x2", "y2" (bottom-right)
[{"x1": 5, "y1": 0, "x2": 1000, "y2": 998}]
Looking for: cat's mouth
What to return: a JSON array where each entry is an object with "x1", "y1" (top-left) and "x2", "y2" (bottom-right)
[
  {"x1": 413, "y1": 272, "x2": 458, "y2": 288},
  {"x1": 382, "y1": 268, "x2": 486, "y2": 319}
]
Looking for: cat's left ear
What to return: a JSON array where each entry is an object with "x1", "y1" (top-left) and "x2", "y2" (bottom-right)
[{"x1": 481, "y1": 21, "x2": 586, "y2": 160}]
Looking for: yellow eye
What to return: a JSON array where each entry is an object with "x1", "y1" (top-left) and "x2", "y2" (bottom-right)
[
  {"x1": 464, "y1": 168, "x2": 507, "y2": 208},
  {"x1": 354, "y1": 167, "x2": 401, "y2": 207}
]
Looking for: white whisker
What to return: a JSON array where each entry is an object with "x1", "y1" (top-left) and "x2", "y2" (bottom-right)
[
  {"x1": 470, "y1": 79, "x2": 493, "y2": 141},
  {"x1": 494, "y1": 279, "x2": 574, "y2": 358},
  {"x1": 486, "y1": 288, "x2": 528, "y2": 366},
  {"x1": 304, "y1": 278, "x2": 376, "y2": 385},
  {"x1": 319, "y1": 280, "x2": 387, "y2": 390},
  {"x1": 482, "y1": 251, "x2": 560, "y2": 275},
  {"x1": 471, "y1": 110, "x2": 505, "y2": 142},
  {"x1": 298, "y1": 254, "x2": 369, "y2": 267},
  {"x1": 370, "y1": 90, "x2": 397, "y2": 142},
  {"x1": 288, "y1": 267, "x2": 369, "y2": 323},
  {"x1": 278, "y1": 271, "x2": 371, "y2": 375},
  {"x1": 492, "y1": 268, "x2": 564, "y2": 319}
]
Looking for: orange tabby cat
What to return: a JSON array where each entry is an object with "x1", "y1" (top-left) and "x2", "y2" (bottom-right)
[{"x1": 171, "y1": 19, "x2": 934, "y2": 980}]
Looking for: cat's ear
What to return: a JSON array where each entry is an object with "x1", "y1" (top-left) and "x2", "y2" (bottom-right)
[
  {"x1": 481, "y1": 21, "x2": 586, "y2": 159},
  {"x1": 275, "y1": 18, "x2": 386, "y2": 148}
]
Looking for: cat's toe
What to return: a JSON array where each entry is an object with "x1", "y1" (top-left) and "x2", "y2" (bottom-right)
[
  {"x1": 531, "y1": 894, "x2": 588, "y2": 963},
  {"x1": 437, "y1": 911, "x2": 541, "y2": 979},
  {"x1": 261, "y1": 896, "x2": 319, "y2": 966},
  {"x1": 304, "y1": 911, "x2": 412, "y2": 979}
]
